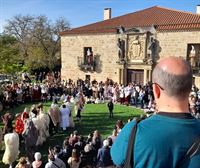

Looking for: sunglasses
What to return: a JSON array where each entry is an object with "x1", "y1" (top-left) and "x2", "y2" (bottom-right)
[{"x1": 152, "y1": 82, "x2": 164, "y2": 90}]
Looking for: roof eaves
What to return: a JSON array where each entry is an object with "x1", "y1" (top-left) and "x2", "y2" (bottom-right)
[{"x1": 158, "y1": 23, "x2": 200, "y2": 31}]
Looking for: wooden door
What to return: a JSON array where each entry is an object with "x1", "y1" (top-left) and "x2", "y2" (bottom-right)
[{"x1": 127, "y1": 69, "x2": 144, "y2": 85}]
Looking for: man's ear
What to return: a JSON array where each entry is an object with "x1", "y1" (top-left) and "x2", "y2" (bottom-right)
[{"x1": 153, "y1": 83, "x2": 160, "y2": 99}]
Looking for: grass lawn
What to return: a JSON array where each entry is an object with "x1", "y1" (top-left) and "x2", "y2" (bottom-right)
[{"x1": 0, "y1": 102, "x2": 144, "y2": 167}]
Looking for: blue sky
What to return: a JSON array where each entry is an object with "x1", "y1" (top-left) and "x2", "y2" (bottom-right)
[{"x1": 1, "y1": 0, "x2": 200, "y2": 33}]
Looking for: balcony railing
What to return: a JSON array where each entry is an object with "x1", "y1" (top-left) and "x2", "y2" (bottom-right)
[
  {"x1": 77, "y1": 56, "x2": 95, "y2": 71},
  {"x1": 192, "y1": 66, "x2": 200, "y2": 74},
  {"x1": 187, "y1": 60, "x2": 200, "y2": 74}
]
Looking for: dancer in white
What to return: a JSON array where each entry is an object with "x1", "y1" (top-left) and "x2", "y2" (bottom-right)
[
  {"x1": 2, "y1": 128, "x2": 19, "y2": 168},
  {"x1": 60, "y1": 104, "x2": 70, "y2": 131},
  {"x1": 65, "y1": 100, "x2": 75, "y2": 127}
]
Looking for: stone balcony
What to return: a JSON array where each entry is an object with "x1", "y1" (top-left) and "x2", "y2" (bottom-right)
[
  {"x1": 192, "y1": 66, "x2": 200, "y2": 74},
  {"x1": 186, "y1": 60, "x2": 200, "y2": 74},
  {"x1": 77, "y1": 56, "x2": 95, "y2": 71}
]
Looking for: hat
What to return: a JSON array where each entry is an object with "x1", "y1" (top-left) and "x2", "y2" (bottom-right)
[
  {"x1": 73, "y1": 130, "x2": 78, "y2": 135},
  {"x1": 15, "y1": 113, "x2": 21, "y2": 118},
  {"x1": 103, "y1": 139, "x2": 109, "y2": 147},
  {"x1": 34, "y1": 152, "x2": 42, "y2": 161}
]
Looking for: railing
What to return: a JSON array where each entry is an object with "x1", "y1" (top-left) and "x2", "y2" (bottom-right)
[
  {"x1": 192, "y1": 66, "x2": 200, "y2": 74},
  {"x1": 77, "y1": 56, "x2": 95, "y2": 71},
  {"x1": 186, "y1": 60, "x2": 200, "y2": 74}
]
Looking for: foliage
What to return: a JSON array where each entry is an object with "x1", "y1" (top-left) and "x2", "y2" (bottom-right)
[
  {"x1": 3, "y1": 15, "x2": 70, "y2": 71},
  {"x1": 0, "y1": 35, "x2": 24, "y2": 74}
]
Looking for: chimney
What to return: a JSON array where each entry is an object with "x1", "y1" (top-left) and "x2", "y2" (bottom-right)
[
  {"x1": 104, "y1": 8, "x2": 111, "y2": 20},
  {"x1": 196, "y1": 5, "x2": 200, "y2": 14}
]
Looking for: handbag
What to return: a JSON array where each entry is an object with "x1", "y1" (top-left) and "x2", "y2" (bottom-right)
[{"x1": 123, "y1": 116, "x2": 200, "y2": 168}]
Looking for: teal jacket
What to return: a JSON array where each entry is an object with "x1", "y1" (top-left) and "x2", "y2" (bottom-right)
[{"x1": 111, "y1": 113, "x2": 200, "y2": 168}]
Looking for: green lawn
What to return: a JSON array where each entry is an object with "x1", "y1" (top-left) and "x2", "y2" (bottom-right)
[{"x1": 0, "y1": 102, "x2": 144, "y2": 167}]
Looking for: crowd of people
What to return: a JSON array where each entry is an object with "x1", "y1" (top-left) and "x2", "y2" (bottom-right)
[
  {"x1": 0, "y1": 65, "x2": 200, "y2": 168},
  {"x1": 0, "y1": 97, "x2": 125, "y2": 168},
  {"x1": 13, "y1": 125, "x2": 123, "y2": 168},
  {"x1": 0, "y1": 72, "x2": 156, "y2": 112},
  {"x1": 2, "y1": 70, "x2": 200, "y2": 116}
]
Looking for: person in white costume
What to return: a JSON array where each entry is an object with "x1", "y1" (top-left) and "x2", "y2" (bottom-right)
[
  {"x1": 60, "y1": 104, "x2": 70, "y2": 131},
  {"x1": 2, "y1": 128, "x2": 19, "y2": 168}
]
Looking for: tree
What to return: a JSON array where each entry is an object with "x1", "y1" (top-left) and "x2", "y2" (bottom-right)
[
  {"x1": 0, "y1": 35, "x2": 24, "y2": 74},
  {"x1": 31, "y1": 16, "x2": 70, "y2": 70},
  {"x1": 4, "y1": 15, "x2": 70, "y2": 71},
  {"x1": 4, "y1": 15, "x2": 34, "y2": 61}
]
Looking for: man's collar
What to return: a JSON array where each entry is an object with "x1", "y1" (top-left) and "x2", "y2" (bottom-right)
[{"x1": 157, "y1": 112, "x2": 194, "y2": 119}]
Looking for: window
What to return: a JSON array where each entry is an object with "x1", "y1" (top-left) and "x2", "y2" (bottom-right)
[
  {"x1": 84, "y1": 47, "x2": 93, "y2": 65},
  {"x1": 187, "y1": 44, "x2": 200, "y2": 68}
]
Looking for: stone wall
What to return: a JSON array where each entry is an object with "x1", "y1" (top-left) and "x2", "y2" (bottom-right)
[
  {"x1": 61, "y1": 30, "x2": 200, "y2": 85},
  {"x1": 194, "y1": 75, "x2": 200, "y2": 88},
  {"x1": 157, "y1": 30, "x2": 200, "y2": 59},
  {"x1": 61, "y1": 34, "x2": 120, "y2": 82}
]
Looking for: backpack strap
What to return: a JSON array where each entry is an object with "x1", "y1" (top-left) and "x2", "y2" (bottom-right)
[
  {"x1": 176, "y1": 137, "x2": 200, "y2": 168},
  {"x1": 123, "y1": 116, "x2": 146, "y2": 168},
  {"x1": 52, "y1": 161, "x2": 60, "y2": 168}
]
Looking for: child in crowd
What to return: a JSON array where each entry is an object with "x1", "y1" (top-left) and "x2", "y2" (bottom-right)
[{"x1": 107, "y1": 99, "x2": 114, "y2": 118}]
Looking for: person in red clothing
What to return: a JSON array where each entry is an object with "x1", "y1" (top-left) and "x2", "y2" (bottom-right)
[
  {"x1": 15, "y1": 114, "x2": 24, "y2": 134},
  {"x1": 15, "y1": 113, "x2": 24, "y2": 145},
  {"x1": 15, "y1": 108, "x2": 29, "y2": 144},
  {"x1": 21, "y1": 109, "x2": 29, "y2": 120}
]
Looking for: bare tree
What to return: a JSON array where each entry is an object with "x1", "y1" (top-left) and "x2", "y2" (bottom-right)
[
  {"x1": 4, "y1": 15, "x2": 34, "y2": 61},
  {"x1": 4, "y1": 15, "x2": 70, "y2": 71}
]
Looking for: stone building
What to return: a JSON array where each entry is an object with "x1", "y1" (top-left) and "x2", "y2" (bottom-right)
[{"x1": 60, "y1": 6, "x2": 200, "y2": 87}]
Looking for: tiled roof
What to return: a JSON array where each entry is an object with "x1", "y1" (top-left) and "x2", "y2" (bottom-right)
[{"x1": 60, "y1": 6, "x2": 200, "y2": 36}]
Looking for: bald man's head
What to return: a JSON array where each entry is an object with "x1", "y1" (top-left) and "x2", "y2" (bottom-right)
[{"x1": 152, "y1": 57, "x2": 192, "y2": 99}]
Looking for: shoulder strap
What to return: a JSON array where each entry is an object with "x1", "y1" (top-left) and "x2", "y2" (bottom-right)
[
  {"x1": 176, "y1": 137, "x2": 200, "y2": 168},
  {"x1": 185, "y1": 137, "x2": 200, "y2": 158},
  {"x1": 123, "y1": 117, "x2": 146, "y2": 168},
  {"x1": 52, "y1": 161, "x2": 60, "y2": 168}
]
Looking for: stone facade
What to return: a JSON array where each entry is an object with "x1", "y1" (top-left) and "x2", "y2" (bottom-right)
[
  {"x1": 61, "y1": 30, "x2": 200, "y2": 86},
  {"x1": 61, "y1": 34, "x2": 120, "y2": 82},
  {"x1": 194, "y1": 75, "x2": 200, "y2": 88},
  {"x1": 157, "y1": 30, "x2": 200, "y2": 59}
]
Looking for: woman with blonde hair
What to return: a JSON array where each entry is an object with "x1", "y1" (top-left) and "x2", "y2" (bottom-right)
[
  {"x1": 15, "y1": 156, "x2": 31, "y2": 168},
  {"x1": 68, "y1": 149, "x2": 81, "y2": 168},
  {"x1": 109, "y1": 129, "x2": 118, "y2": 144}
]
